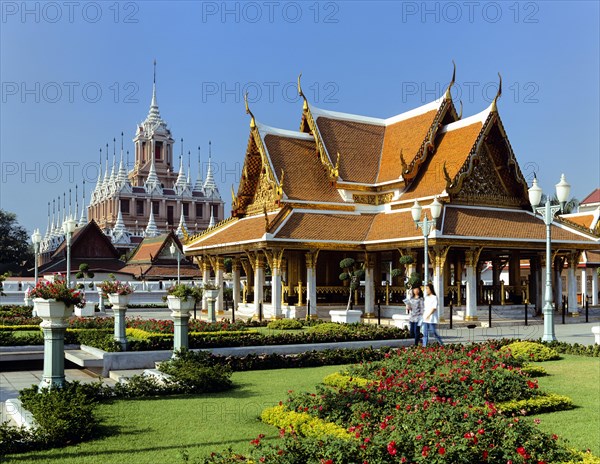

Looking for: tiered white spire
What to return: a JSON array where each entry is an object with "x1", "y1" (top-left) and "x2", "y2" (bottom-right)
[
  {"x1": 101, "y1": 143, "x2": 110, "y2": 196},
  {"x1": 116, "y1": 133, "x2": 132, "y2": 194},
  {"x1": 109, "y1": 138, "x2": 118, "y2": 193},
  {"x1": 173, "y1": 140, "x2": 191, "y2": 196},
  {"x1": 208, "y1": 210, "x2": 216, "y2": 228},
  {"x1": 144, "y1": 208, "x2": 160, "y2": 237},
  {"x1": 193, "y1": 146, "x2": 204, "y2": 193},
  {"x1": 91, "y1": 148, "x2": 103, "y2": 205},
  {"x1": 79, "y1": 180, "x2": 87, "y2": 225},
  {"x1": 203, "y1": 141, "x2": 219, "y2": 198},
  {"x1": 144, "y1": 151, "x2": 163, "y2": 195},
  {"x1": 175, "y1": 206, "x2": 188, "y2": 238},
  {"x1": 111, "y1": 203, "x2": 131, "y2": 244}
]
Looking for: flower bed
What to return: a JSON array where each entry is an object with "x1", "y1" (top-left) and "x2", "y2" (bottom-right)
[{"x1": 205, "y1": 342, "x2": 588, "y2": 463}]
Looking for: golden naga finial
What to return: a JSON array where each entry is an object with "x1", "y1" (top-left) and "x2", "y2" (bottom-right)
[
  {"x1": 231, "y1": 184, "x2": 237, "y2": 207},
  {"x1": 331, "y1": 152, "x2": 340, "y2": 179},
  {"x1": 263, "y1": 205, "x2": 270, "y2": 231},
  {"x1": 458, "y1": 99, "x2": 463, "y2": 120},
  {"x1": 491, "y1": 72, "x2": 502, "y2": 112},
  {"x1": 297, "y1": 73, "x2": 308, "y2": 110},
  {"x1": 244, "y1": 91, "x2": 256, "y2": 128},
  {"x1": 444, "y1": 60, "x2": 456, "y2": 99},
  {"x1": 400, "y1": 149, "x2": 408, "y2": 174},
  {"x1": 442, "y1": 161, "x2": 452, "y2": 186},
  {"x1": 276, "y1": 169, "x2": 285, "y2": 197}
]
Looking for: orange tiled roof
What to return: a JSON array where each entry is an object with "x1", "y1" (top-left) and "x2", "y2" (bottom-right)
[
  {"x1": 128, "y1": 235, "x2": 169, "y2": 263},
  {"x1": 586, "y1": 250, "x2": 600, "y2": 264},
  {"x1": 581, "y1": 188, "x2": 600, "y2": 205},
  {"x1": 187, "y1": 214, "x2": 271, "y2": 249},
  {"x1": 263, "y1": 134, "x2": 342, "y2": 203},
  {"x1": 366, "y1": 211, "x2": 420, "y2": 242},
  {"x1": 377, "y1": 110, "x2": 439, "y2": 183},
  {"x1": 275, "y1": 213, "x2": 373, "y2": 242},
  {"x1": 443, "y1": 207, "x2": 590, "y2": 242},
  {"x1": 401, "y1": 122, "x2": 482, "y2": 200},
  {"x1": 562, "y1": 214, "x2": 595, "y2": 230},
  {"x1": 315, "y1": 117, "x2": 385, "y2": 184}
]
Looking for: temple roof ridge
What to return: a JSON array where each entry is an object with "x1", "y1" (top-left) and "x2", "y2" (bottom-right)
[
  {"x1": 438, "y1": 105, "x2": 493, "y2": 134},
  {"x1": 256, "y1": 121, "x2": 315, "y2": 140}
]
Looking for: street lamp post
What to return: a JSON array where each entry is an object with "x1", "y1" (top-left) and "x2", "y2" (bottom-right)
[
  {"x1": 62, "y1": 216, "x2": 76, "y2": 288},
  {"x1": 411, "y1": 197, "x2": 443, "y2": 286},
  {"x1": 170, "y1": 242, "x2": 181, "y2": 284},
  {"x1": 528, "y1": 174, "x2": 571, "y2": 342},
  {"x1": 31, "y1": 229, "x2": 42, "y2": 285}
]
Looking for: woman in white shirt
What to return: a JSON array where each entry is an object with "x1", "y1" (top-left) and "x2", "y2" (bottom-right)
[
  {"x1": 406, "y1": 286, "x2": 424, "y2": 346},
  {"x1": 422, "y1": 283, "x2": 444, "y2": 347}
]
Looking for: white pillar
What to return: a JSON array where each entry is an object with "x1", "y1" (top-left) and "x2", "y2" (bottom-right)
[
  {"x1": 202, "y1": 260, "x2": 211, "y2": 311},
  {"x1": 254, "y1": 254, "x2": 265, "y2": 317},
  {"x1": 433, "y1": 263, "x2": 444, "y2": 320},
  {"x1": 305, "y1": 251, "x2": 318, "y2": 317},
  {"x1": 215, "y1": 257, "x2": 224, "y2": 313},
  {"x1": 465, "y1": 250, "x2": 478, "y2": 320},
  {"x1": 591, "y1": 269, "x2": 598, "y2": 306},
  {"x1": 567, "y1": 254, "x2": 578, "y2": 315},
  {"x1": 581, "y1": 269, "x2": 587, "y2": 306},
  {"x1": 271, "y1": 266, "x2": 282, "y2": 318},
  {"x1": 364, "y1": 266, "x2": 374, "y2": 315},
  {"x1": 232, "y1": 259, "x2": 241, "y2": 312}
]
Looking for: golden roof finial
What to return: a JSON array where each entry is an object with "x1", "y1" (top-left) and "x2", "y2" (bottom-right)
[
  {"x1": 332, "y1": 152, "x2": 340, "y2": 178},
  {"x1": 297, "y1": 73, "x2": 308, "y2": 110},
  {"x1": 400, "y1": 149, "x2": 407, "y2": 173},
  {"x1": 276, "y1": 169, "x2": 285, "y2": 197},
  {"x1": 458, "y1": 99, "x2": 463, "y2": 120},
  {"x1": 231, "y1": 184, "x2": 237, "y2": 207},
  {"x1": 442, "y1": 161, "x2": 452, "y2": 186},
  {"x1": 244, "y1": 91, "x2": 256, "y2": 128},
  {"x1": 491, "y1": 72, "x2": 502, "y2": 112},
  {"x1": 263, "y1": 205, "x2": 270, "y2": 231},
  {"x1": 444, "y1": 60, "x2": 456, "y2": 99}
]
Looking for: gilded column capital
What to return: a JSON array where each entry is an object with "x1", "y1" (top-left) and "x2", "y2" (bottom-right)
[
  {"x1": 255, "y1": 253, "x2": 265, "y2": 269},
  {"x1": 305, "y1": 250, "x2": 320, "y2": 269},
  {"x1": 232, "y1": 257, "x2": 241, "y2": 272},
  {"x1": 364, "y1": 252, "x2": 376, "y2": 269},
  {"x1": 434, "y1": 246, "x2": 450, "y2": 268},
  {"x1": 215, "y1": 256, "x2": 225, "y2": 271},
  {"x1": 464, "y1": 247, "x2": 483, "y2": 268}
]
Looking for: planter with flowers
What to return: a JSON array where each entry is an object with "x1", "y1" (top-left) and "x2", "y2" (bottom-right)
[
  {"x1": 29, "y1": 277, "x2": 85, "y2": 389},
  {"x1": 203, "y1": 282, "x2": 220, "y2": 323},
  {"x1": 166, "y1": 284, "x2": 203, "y2": 354},
  {"x1": 98, "y1": 278, "x2": 134, "y2": 350}
]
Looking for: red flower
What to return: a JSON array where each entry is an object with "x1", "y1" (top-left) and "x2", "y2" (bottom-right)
[
  {"x1": 422, "y1": 446, "x2": 430, "y2": 457},
  {"x1": 483, "y1": 450, "x2": 489, "y2": 460},
  {"x1": 387, "y1": 441, "x2": 397, "y2": 456},
  {"x1": 438, "y1": 447, "x2": 446, "y2": 455}
]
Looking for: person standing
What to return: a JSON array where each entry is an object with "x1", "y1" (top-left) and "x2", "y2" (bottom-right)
[
  {"x1": 422, "y1": 283, "x2": 444, "y2": 346},
  {"x1": 406, "y1": 286, "x2": 424, "y2": 346}
]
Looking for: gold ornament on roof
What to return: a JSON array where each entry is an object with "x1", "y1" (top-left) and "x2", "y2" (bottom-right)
[
  {"x1": 458, "y1": 100, "x2": 463, "y2": 120},
  {"x1": 400, "y1": 149, "x2": 407, "y2": 174},
  {"x1": 491, "y1": 72, "x2": 502, "y2": 112},
  {"x1": 244, "y1": 91, "x2": 256, "y2": 128},
  {"x1": 297, "y1": 73, "x2": 308, "y2": 110},
  {"x1": 444, "y1": 60, "x2": 456, "y2": 99}
]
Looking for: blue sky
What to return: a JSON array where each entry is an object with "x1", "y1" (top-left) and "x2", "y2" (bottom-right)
[{"x1": 1, "y1": 0, "x2": 599, "y2": 233}]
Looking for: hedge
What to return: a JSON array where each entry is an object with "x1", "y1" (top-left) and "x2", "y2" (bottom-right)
[
  {"x1": 261, "y1": 405, "x2": 353, "y2": 441},
  {"x1": 322, "y1": 372, "x2": 370, "y2": 389},
  {"x1": 496, "y1": 393, "x2": 574, "y2": 415},
  {"x1": 501, "y1": 341, "x2": 561, "y2": 362}
]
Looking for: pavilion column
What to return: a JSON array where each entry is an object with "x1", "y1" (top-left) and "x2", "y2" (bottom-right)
[
  {"x1": 254, "y1": 254, "x2": 265, "y2": 316},
  {"x1": 455, "y1": 258, "x2": 463, "y2": 306},
  {"x1": 305, "y1": 251, "x2": 319, "y2": 317},
  {"x1": 554, "y1": 256, "x2": 563, "y2": 309},
  {"x1": 464, "y1": 249, "x2": 479, "y2": 321},
  {"x1": 537, "y1": 253, "x2": 546, "y2": 313},
  {"x1": 528, "y1": 257, "x2": 537, "y2": 309},
  {"x1": 567, "y1": 252, "x2": 579, "y2": 316},
  {"x1": 433, "y1": 247, "x2": 448, "y2": 321},
  {"x1": 581, "y1": 268, "x2": 587, "y2": 306},
  {"x1": 591, "y1": 268, "x2": 598, "y2": 306},
  {"x1": 364, "y1": 253, "x2": 375, "y2": 316},
  {"x1": 510, "y1": 251, "x2": 521, "y2": 302},
  {"x1": 269, "y1": 250, "x2": 284, "y2": 319},
  {"x1": 232, "y1": 258, "x2": 241, "y2": 312},
  {"x1": 215, "y1": 257, "x2": 224, "y2": 314},
  {"x1": 241, "y1": 259, "x2": 253, "y2": 304},
  {"x1": 201, "y1": 258, "x2": 211, "y2": 311}
]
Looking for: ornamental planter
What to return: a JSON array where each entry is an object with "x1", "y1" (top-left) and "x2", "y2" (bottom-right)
[
  {"x1": 205, "y1": 289, "x2": 219, "y2": 323},
  {"x1": 74, "y1": 301, "x2": 95, "y2": 317},
  {"x1": 166, "y1": 295, "x2": 196, "y2": 313},
  {"x1": 33, "y1": 298, "x2": 73, "y2": 321},
  {"x1": 167, "y1": 296, "x2": 195, "y2": 355},
  {"x1": 107, "y1": 293, "x2": 131, "y2": 308},
  {"x1": 108, "y1": 293, "x2": 130, "y2": 351},
  {"x1": 329, "y1": 309, "x2": 362, "y2": 324},
  {"x1": 32, "y1": 298, "x2": 73, "y2": 390}
]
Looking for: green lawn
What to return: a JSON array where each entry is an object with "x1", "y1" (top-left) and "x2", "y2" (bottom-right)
[
  {"x1": 6, "y1": 365, "x2": 345, "y2": 464},
  {"x1": 532, "y1": 354, "x2": 600, "y2": 455}
]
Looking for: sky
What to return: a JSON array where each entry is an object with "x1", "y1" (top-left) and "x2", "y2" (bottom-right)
[{"x1": 1, "y1": 0, "x2": 599, "y2": 234}]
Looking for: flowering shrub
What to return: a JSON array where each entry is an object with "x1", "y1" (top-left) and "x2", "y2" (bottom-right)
[
  {"x1": 29, "y1": 278, "x2": 85, "y2": 308},
  {"x1": 261, "y1": 405, "x2": 353, "y2": 441},
  {"x1": 97, "y1": 279, "x2": 134, "y2": 298},
  {"x1": 165, "y1": 283, "x2": 202, "y2": 302},
  {"x1": 501, "y1": 341, "x2": 560, "y2": 362},
  {"x1": 496, "y1": 393, "x2": 574, "y2": 415},
  {"x1": 267, "y1": 319, "x2": 304, "y2": 330},
  {"x1": 205, "y1": 342, "x2": 583, "y2": 463}
]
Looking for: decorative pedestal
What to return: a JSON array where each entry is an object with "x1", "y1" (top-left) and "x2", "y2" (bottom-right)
[
  {"x1": 392, "y1": 314, "x2": 411, "y2": 330},
  {"x1": 108, "y1": 294, "x2": 130, "y2": 351},
  {"x1": 329, "y1": 310, "x2": 362, "y2": 324},
  {"x1": 592, "y1": 326, "x2": 600, "y2": 345},
  {"x1": 205, "y1": 290, "x2": 218, "y2": 323},
  {"x1": 97, "y1": 290, "x2": 105, "y2": 313},
  {"x1": 33, "y1": 298, "x2": 73, "y2": 390},
  {"x1": 74, "y1": 301, "x2": 95, "y2": 317},
  {"x1": 167, "y1": 296, "x2": 195, "y2": 355}
]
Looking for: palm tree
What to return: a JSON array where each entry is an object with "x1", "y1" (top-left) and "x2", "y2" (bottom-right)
[{"x1": 540, "y1": 194, "x2": 580, "y2": 214}]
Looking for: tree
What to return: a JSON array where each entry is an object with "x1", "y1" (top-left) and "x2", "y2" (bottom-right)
[
  {"x1": 0, "y1": 209, "x2": 34, "y2": 275},
  {"x1": 339, "y1": 257, "x2": 365, "y2": 311},
  {"x1": 75, "y1": 263, "x2": 95, "y2": 289},
  {"x1": 540, "y1": 194, "x2": 580, "y2": 214}
]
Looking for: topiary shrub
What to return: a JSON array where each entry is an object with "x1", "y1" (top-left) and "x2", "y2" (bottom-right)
[
  {"x1": 307, "y1": 322, "x2": 352, "y2": 337},
  {"x1": 501, "y1": 341, "x2": 560, "y2": 362},
  {"x1": 496, "y1": 393, "x2": 574, "y2": 415},
  {"x1": 267, "y1": 319, "x2": 303, "y2": 330}
]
